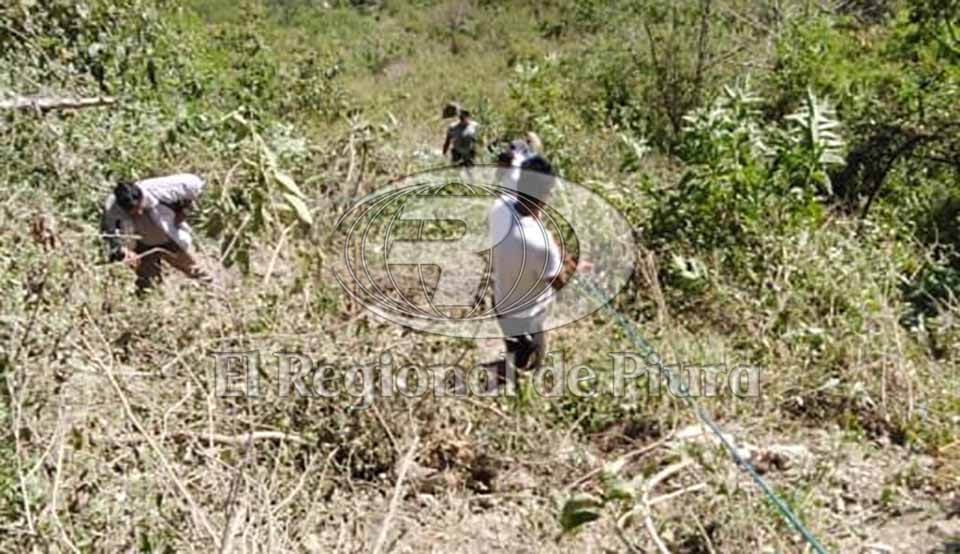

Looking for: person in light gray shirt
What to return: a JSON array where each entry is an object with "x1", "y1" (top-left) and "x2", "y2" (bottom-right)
[
  {"x1": 101, "y1": 173, "x2": 213, "y2": 293},
  {"x1": 443, "y1": 108, "x2": 479, "y2": 166}
]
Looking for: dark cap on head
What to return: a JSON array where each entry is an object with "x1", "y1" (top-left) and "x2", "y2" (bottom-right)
[
  {"x1": 520, "y1": 154, "x2": 554, "y2": 177},
  {"x1": 442, "y1": 102, "x2": 460, "y2": 118},
  {"x1": 114, "y1": 181, "x2": 143, "y2": 212}
]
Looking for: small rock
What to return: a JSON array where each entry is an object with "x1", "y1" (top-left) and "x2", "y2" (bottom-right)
[
  {"x1": 770, "y1": 444, "x2": 812, "y2": 459},
  {"x1": 496, "y1": 467, "x2": 536, "y2": 492},
  {"x1": 834, "y1": 493, "x2": 846, "y2": 513},
  {"x1": 735, "y1": 446, "x2": 755, "y2": 461}
]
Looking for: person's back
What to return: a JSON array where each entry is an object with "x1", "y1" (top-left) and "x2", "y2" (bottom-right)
[
  {"x1": 449, "y1": 120, "x2": 477, "y2": 150},
  {"x1": 103, "y1": 173, "x2": 204, "y2": 250},
  {"x1": 138, "y1": 173, "x2": 204, "y2": 208},
  {"x1": 484, "y1": 155, "x2": 585, "y2": 378},
  {"x1": 491, "y1": 203, "x2": 561, "y2": 319},
  {"x1": 101, "y1": 173, "x2": 211, "y2": 292}
]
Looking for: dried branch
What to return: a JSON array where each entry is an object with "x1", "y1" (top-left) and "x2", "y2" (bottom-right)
[
  {"x1": 565, "y1": 433, "x2": 672, "y2": 492},
  {"x1": 371, "y1": 436, "x2": 419, "y2": 554},
  {"x1": 641, "y1": 459, "x2": 693, "y2": 554},
  {"x1": 0, "y1": 95, "x2": 116, "y2": 112},
  {"x1": 82, "y1": 309, "x2": 219, "y2": 545},
  {"x1": 109, "y1": 430, "x2": 309, "y2": 447}
]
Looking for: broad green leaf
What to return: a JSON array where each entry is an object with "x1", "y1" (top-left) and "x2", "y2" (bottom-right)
[{"x1": 559, "y1": 493, "x2": 603, "y2": 533}]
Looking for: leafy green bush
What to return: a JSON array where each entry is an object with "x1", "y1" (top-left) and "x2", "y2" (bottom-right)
[
  {"x1": 649, "y1": 83, "x2": 840, "y2": 262},
  {"x1": 200, "y1": 113, "x2": 314, "y2": 273},
  {"x1": 0, "y1": 0, "x2": 169, "y2": 92},
  {"x1": 771, "y1": 7, "x2": 959, "y2": 225}
]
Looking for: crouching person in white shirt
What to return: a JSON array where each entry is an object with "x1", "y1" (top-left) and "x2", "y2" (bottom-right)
[
  {"x1": 101, "y1": 173, "x2": 214, "y2": 294},
  {"x1": 488, "y1": 155, "x2": 581, "y2": 385}
]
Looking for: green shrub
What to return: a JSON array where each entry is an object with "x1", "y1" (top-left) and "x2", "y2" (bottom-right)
[{"x1": 649, "y1": 83, "x2": 839, "y2": 262}]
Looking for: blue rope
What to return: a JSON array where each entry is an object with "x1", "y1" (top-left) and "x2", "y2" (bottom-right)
[{"x1": 575, "y1": 278, "x2": 830, "y2": 554}]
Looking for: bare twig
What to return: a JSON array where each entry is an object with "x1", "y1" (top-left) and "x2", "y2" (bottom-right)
[
  {"x1": 109, "y1": 430, "x2": 309, "y2": 447},
  {"x1": 94, "y1": 245, "x2": 205, "y2": 273},
  {"x1": 613, "y1": 520, "x2": 646, "y2": 554},
  {"x1": 218, "y1": 431, "x2": 253, "y2": 554},
  {"x1": 270, "y1": 447, "x2": 339, "y2": 519},
  {"x1": 83, "y1": 310, "x2": 219, "y2": 545},
  {"x1": 641, "y1": 459, "x2": 693, "y2": 554},
  {"x1": 637, "y1": 249, "x2": 668, "y2": 327},
  {"x1": 218, "y1": 504, "x2": 246, "y2": 554},
  {"x1": 6, "y1": 364, "x2": 36, "y2": 535},
  {"x1": 345, "y1": 134, "x2": 357, "y2": 188},
  {"x1": 371, "y1": 436, "x2": 419, "y2": 554},
  {"x1": 460, "y1": 396, "x2": 509, "y2": 420},
  {"x1": 262, "y1": 223, "x2": 294, "y2": 287},
  {"x1": 371, "y1": 403, "x2": 401, "y2": 456},
  {"x1": 219, "y1": 214, "x2": 252, "y2": 265},
  {"x1": 686, "y1": 506, "x2": 718, "y2": 554},
  {"x1": 4, "y1": 265, "x2": 49, "y2": 535},
  {"x1": 693, "y1": 0, "x2": 713, "y2": 105},
  {"x1": 0, "y1": 24, "x2": 52, "y2": 67},
  {"x1": 647, "y1": 482, "x2": 706, "y2": 506},
  {"x1": 0, "y1": 95, "x2": 117, "y2": 112},
  {"x1": 50, "y1": 405, "x2": 80, "y2": 554},
  {"x1": 219, "y1": 391, "x2": 259, "y2": 554}
]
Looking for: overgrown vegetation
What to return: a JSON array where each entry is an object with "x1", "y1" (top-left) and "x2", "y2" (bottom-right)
[{"x1": 1, "y1": 0, "x2": 957, "y2": 552}]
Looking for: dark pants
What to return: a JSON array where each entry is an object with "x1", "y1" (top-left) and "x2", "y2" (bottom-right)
[
  {"x1": 500, "y1": 318, "x2": 547, "y2": 370},
  {"x1": 452, "y1": 150, "x2": 475, "y2": 167},
  {"x1": 487, "y1": 312, "x2": 547, "y2": 387},
  {"x1": 134, "y1": 241, "x2": 212, "y2": 292}
]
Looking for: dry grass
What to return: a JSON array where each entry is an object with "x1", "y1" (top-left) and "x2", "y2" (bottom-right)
[{"x1": 1, "y1": 216, "x2": 956, "y2": 552}]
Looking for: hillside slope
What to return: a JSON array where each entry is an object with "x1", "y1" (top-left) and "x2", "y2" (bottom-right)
[{"x1": 1, "y1": 0, "x2": 958, "y2": 552}]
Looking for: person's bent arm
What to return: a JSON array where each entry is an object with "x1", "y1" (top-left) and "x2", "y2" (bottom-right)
[{"x1": 550, "y1": 253, "x2": 579, "y2": 291}]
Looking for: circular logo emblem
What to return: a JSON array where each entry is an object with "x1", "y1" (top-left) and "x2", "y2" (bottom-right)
[{"x1": 332, "y1": 166, "x2": 636, "y2": 338}]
